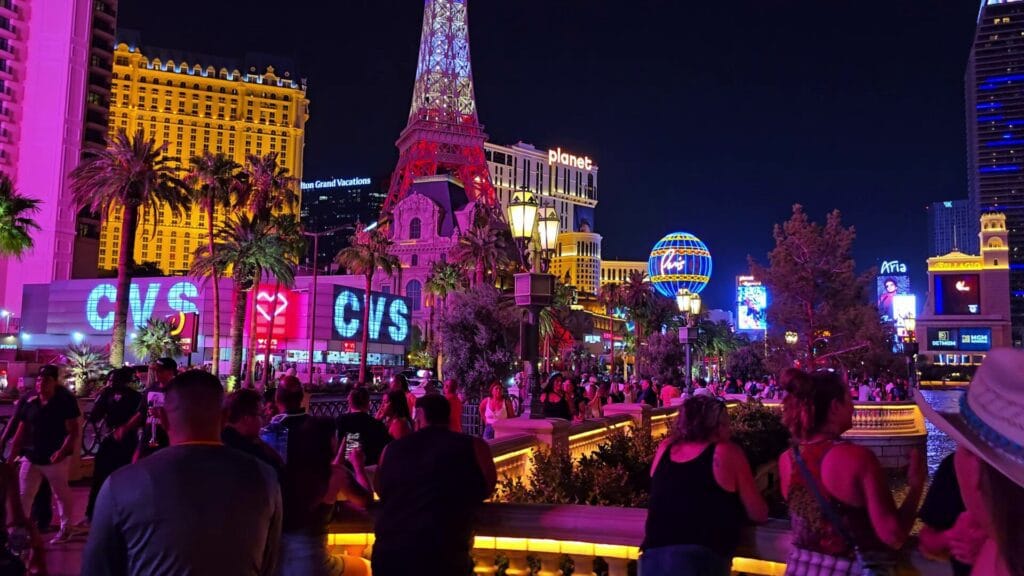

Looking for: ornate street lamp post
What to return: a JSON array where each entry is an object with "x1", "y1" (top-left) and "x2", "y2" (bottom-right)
[
  {"x1": 507, "y1": 190, "x2": 557, "y2": 419},
  {"x1": 676, "y1": 288, "x2": 702, "y2": 388}
]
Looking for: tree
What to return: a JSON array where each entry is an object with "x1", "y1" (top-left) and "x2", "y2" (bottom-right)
[
  {"x1": 71, "y1": 129, "x2": 187, "y2": 367},
  {"x1": 0, "y1": 174, "x2": 40, "y2": 258},
  {"x1": 192, "y1": 214, "x2": 298, "y2": 382},
  {"x1": 436, "y1": 285, "x2": 518, "y2": 396},
  {"x1": 638, "y1": 330, "x2": 686, "y2": 384},
  {"x1": 451, "y1": 203, "x2": 515, "y2": 287},
  {"x1": 694, "y1": 319, "x2": 747, "y2": 379},
  {"x1": 424, "y1": 261, "x2": 465, "y2": 344},
  {"x1": 749, "y1": 204, "x2": 894, "y2": 371},
  {"x1": 237, "y1": 152, "x2": 298, "y2": 220},
  {"x1": 185, "y1": 152, "x2": 241, "y2": 376},
  {"x1": 335, "y1": 224, "x2": 400, "y2": 385},
  {"x1": 130, "y1": 318, "x2": 182, "y2": 363},
  {"x1": 727, "y1": 344, "x2": 768, "y2": 382},
  {"x1": 63, "y1": 344, "x2": 110, "y2": 397},
  {"x1": 598, "y1": 283, "x2": 624, "y2": 377},
  {"x1": 622, "y1": 271, "x2": 654, "y2": 375}
]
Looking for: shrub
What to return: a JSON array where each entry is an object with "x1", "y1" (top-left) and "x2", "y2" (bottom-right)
[{"x1": 728, "y1": 401, "x2": 790, "y2": 470}]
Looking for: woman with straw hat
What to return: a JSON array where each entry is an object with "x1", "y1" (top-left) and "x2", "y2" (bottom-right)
[{"x1": 916, "y1": 348, "x2": 1024, "y2": 576}]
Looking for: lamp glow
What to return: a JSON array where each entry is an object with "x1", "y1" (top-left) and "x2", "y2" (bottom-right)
[
  {"x1": 507, "y1": 189, "x2": 538, "y2": 240},
  {"x1": 785, "y1": 331, "x2": 799, "y2": 345},
  {"x1": 537, "y1": 206, "x2": 560, "y2": 253}
]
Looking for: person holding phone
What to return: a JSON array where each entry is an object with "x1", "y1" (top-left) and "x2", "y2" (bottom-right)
[{"x1": 335, "y1": 387, "x2": 389, "y2": 466}]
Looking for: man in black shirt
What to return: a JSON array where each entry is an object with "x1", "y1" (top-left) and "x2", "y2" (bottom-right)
[
  {"x1": 85, "y1": 367, "x2": 144, "y2": 523},
  {"x1": 222, "y1": 389, "x2": 283, "y2": 476},
  {"x1": 0, "y1": 389, "x2": 53, "y2": 531},
  {"x1": 132, "y1": 358, "x2": 177, "y2": 460},
  {"x1": 372, "y1": 395, "x2": 496, "y2": 576},
  {"x1": 10, "y1": 365, "x2": 82, "y2": 543},
  {"x1": 335, "y1": 387, "x2": 390, "y2": 466}
]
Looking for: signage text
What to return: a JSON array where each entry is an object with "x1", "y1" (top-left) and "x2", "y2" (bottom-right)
[{"x1": 548, "y1": 148, "x2": 593, "y2": 171}]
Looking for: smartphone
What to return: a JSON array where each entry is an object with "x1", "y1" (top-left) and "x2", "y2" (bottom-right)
[{"x1": 344, "y1": 432, "x2": 361, "y2": 458}]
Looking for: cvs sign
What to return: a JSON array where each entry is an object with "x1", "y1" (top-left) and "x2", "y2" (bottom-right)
[
  {"x1": 86, "y1": 280, "x2": 200, "y2": 332},
  {"x1": 332, "y1": 286, "x2": 410, "y2": 346}
]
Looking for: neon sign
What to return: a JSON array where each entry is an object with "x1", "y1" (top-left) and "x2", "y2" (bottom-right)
[
  {"x1": 251, "y1": 285, "x2": 298, "y2": 340},
  {"x1": 85, "y1": 280, "x2": 200, "y2": 332},
  {"x1": 332, "y1": 286, "x2": 411, "y2": 345},
  {"x1": 548, "y1": 148, "x2": 593, "y2": 171},
  {"x1": 300, "y1": 177, "x2": 372, "y2": 191},
  {"x1": 879, "y1": 260, "x2": 908, "y2": 275}
]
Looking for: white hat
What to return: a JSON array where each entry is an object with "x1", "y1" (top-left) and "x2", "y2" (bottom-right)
[{"x1": 915, "y1": 348, "x2": 1024, "y2": 488}]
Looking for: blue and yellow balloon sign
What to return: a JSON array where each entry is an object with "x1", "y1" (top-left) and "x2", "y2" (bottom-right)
[{"x1": 647, "y1": 232, "x2": 712, "y2": 298}]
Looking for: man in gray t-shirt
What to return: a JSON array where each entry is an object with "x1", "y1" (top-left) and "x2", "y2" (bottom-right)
[{"x1": 82, "y1": 372, "x2": 282, "y2": 576}]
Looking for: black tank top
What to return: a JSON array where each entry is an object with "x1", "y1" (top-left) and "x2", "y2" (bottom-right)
[
  {"x1": 641, "y1": 443, "x2": 745, "y2": 557},
  {"x1": 541, "y1": 394, "x2": 571, "y2": 420}
]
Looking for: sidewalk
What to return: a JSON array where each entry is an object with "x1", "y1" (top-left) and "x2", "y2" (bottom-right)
[{"x1": 37, "y1": 486, "x2": 89, "y2": 576}]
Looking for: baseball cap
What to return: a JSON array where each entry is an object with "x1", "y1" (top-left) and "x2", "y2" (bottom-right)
[
  {"x1": 38, "y1": 365, "x2": 59, "y2": 380},
  {"x1": 152, "y1": 357, "x2": 178, "y2": 372}
]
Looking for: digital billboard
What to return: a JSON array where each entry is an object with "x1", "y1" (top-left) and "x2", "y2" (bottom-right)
[
  {"x1": 332, "y1": 286, "x2": 411, "y2": 346},
  {"x1": 892, "y1": 294, "x2": 916, "y2": 340},
  {"x1": 44, "y1": 278, "x2": 202, "y2": 335},
  {"x1": 934, "y1": 274, "x2": 981, "y2": 315},
  {"x1": 876, "y1": 274, "x2": 911, "y2": 321},
  {"x1": 737, "y1": 284, "x2": 767, "y2": 331},
  {"x1": 926, "y1": 327, "x2": 992, "y2": 352}
]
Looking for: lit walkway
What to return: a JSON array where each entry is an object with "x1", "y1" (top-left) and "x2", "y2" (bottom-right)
[{"x1": 38, "y1": 486, "x2": 89, "y2": 576}]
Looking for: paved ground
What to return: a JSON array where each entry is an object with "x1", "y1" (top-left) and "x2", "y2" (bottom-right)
[{"x1": 35, "y1": 486, "x2": 89, "y2": 576}]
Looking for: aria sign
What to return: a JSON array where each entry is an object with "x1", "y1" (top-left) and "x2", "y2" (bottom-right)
[
  {"x1": 880, "y1": 260, "x2": 908, "y2": 275},
  {"x1": 548, "y1": 148, "x2": 594, "y2": 172},
  {"x1": 332, "y1": 286, "x2": 411, "y2": 346}
]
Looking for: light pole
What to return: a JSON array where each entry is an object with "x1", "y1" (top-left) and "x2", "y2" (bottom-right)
[
  {"x1": 507, "y1": 190, "x2": 557, "y2": 419},
  {"x1": 676, "y1": 288, "x2": 702, "y2": 389},
  {"x1": 302, "y1": 226, "x2": 345, "y2": 387}
]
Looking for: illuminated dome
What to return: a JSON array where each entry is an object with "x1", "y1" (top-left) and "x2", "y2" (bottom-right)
[{"x1": 647, "y1": 232, "x2": 712, "y2": 298}]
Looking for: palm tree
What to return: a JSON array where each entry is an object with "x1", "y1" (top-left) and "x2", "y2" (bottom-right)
[
  {"x1": 623, "y1": 271, "x2": 653, "y2": 376},
  {"x1": 237, "y1": 152, "x2": 298, "y2": 220},
  {"x1": 70, "y1": 129, "x2": 187, "y2": 367},
  {"x1": 450, "y1": 203, "x2": 514, "y2": 287},
  {"x1": 598, "y1": 282, "x2": 624, "y2": 377},
  {"x1": 0, "y1": 174, "x2": 40, "y2": 258},
  {"x1": 63, "y1": 344, "x2": 111, "y2": 397},
  {"x1": 424, "y1": 261, "x2": 464, "y2": 342},
  {"x1": 130, "y1": 318, "x2": 183, "y2": 363},
  {"x1": 336, "y1": 224, "x2": 400, "y2": 384},
  {"x1": 186, "y1": 152, "x2": 240, "y2": 376},
  {"x1": 192, "y1": 214, "x2": 298, "y2": 383}
]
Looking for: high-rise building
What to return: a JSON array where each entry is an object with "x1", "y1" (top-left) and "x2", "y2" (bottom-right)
[
  {"x1": 967, "y1": 0, "x2": 1024, "y2": 344},
  {"x1": 927, "y1": 199, "x2": 976, "y2": 256},
  {"x1": 299, "y1": 176, "x2": 386, "y2": 269},
  {"x1": 102, "y1": 38, "x2": 309, "y2": 275},
  {"x1": 0, "y1": 0, "x2": 118, "y2": 316}
]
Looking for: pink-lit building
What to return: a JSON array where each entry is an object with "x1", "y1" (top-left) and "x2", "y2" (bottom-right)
[{"x1": 0, "y1": 0, "x2": 115, "y2": 318}]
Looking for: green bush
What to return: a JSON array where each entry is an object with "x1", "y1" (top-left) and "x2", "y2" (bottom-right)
[{"x1": 728, "y1": 401, "x2": 790, "y2": 470}]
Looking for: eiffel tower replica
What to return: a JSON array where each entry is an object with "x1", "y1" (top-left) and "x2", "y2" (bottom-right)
[{"x1": 382, "y1": 0, "x2": 496, "y2": 215}]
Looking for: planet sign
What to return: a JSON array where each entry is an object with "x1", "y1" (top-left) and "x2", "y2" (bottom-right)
[{"x1": 647, "y1": 232, "x2": 712, "y2": 298}]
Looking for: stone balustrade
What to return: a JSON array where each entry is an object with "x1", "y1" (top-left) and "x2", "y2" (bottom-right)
[{"x1": 326, "y1": 503, "x2": 949, "y2": 576}]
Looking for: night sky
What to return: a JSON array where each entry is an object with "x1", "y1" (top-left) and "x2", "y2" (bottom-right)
[{"x1": 119, "y1": 0, "x2": 981, "y2": 310}]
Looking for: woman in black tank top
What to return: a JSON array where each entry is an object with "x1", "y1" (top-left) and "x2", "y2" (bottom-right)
[{"x1": 640, "y1": 396, "x2": 768, "y2": 576}]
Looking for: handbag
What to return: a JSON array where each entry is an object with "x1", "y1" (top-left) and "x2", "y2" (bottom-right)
[{"x1": 790, "y1": 444, "x2": 892, "y2": 576}]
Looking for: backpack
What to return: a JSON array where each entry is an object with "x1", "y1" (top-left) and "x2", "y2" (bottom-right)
[{"x1": 259, "y1": 414, "x2": 290, "y2": 464}]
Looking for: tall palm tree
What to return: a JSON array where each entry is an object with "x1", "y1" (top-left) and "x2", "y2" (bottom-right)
[
  {"x1": 424, "y1": 261, "x2": 464, "y2": 342},
  {"x1": 70, "y1": 129, "x2": 187, "y2": 367},
  {"x1": 0, "y1": 174, "x2": 40, "y2": 258},
  {"x1": 623, "y1": 271, "x2": 653, "y2": 376},
  {"x1": 192, "y1": 214, "x2": 297, "y2": 383},
  {"x1": 451, "y1": 204, "x2": 514, "y2": 287},
  {"x1": 186, "y1": 152, "x2": 240, "y2": 376},
  {"x1": 598, "y1": 282, "x2": 624, "y2": 377},
  {"x1": 237, "y1": 152, "x2": 298, "y2": 221},
  {"x1": 257, "y1": 215, "x2": 304, "y2": 389},
  {"x1": 336, "y1": 224, "x2": 400, "y2": 385}
]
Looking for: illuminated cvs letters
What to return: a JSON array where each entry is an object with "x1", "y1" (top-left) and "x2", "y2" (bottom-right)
[
  {"x1": 86, "y1": 280, "x2": 200, "y2": 332},
  {"x1": 332, "y1": 286, "x2": 411, "y2": 345}
]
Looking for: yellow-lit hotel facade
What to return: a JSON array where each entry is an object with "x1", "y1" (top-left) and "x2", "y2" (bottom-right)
[{"x1": 100, "y1": 43, "x2": 309, "y2": 275}]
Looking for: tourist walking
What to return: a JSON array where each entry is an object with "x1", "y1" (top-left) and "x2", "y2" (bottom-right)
[
  {"x1": 779, "y1": 370, "x2": 925, "y2": 575},
  {"x1": 9, "y1": 365, "x2": 83, "y2": 544},
  {"x1": 85, "y1": 367, "x2": 144, "y2": 524},
  {"x1": 277, "y1": 416, "x2": 372, "y2": 576},
  {"x1": 335, "y1": 387, "x2": 390, "y2": 466},
  {"x1": 479, "y1": 382, "x2": 514, "y2": 440},
  {"x1": 540, "y1": 375, "x2": 571, "y2": 420},
  {"x1": 915, "y1": 349, "x2": 1024, "y2": 576},
  {"x1": 132, "y1": 357, "x2": 178, "y2": 460},
  {"x1": 82, "y1": 371, "x2": 282, "y2": 575},
  {"x1": 372, "y1": 395, "x2": 497, "y2": 576},
  {"x1": 640, "y1": 395, "x2": 768, "y2": 575},
  {"x1": 380, "y1": 390, "x2": 413, "y2": 440},
  {"x1": 222, "y1": 389, "x2": 285, "y2": 476},
  {"x1": 443, "y1": 380, "x2": 463, "y2": 432}
]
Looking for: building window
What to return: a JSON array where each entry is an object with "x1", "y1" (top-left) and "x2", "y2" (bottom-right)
[
  {"x1": 407, "y1": 280, "x2": 422, "y2": 312},
  {"x1": 409, "y1": 218, "x2": 422, "y2": 240},
  {"x1": 411, "y1": 254, "x2": 418, "y2": 266}
]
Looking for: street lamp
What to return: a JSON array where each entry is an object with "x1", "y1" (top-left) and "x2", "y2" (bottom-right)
[
  {"x1": 302, "y1": 226, "x2": 345, "y2": 386},
  {"x1": 507, "y1": 189, "x2": 556, "y2": 420},
  {"x1": 785, "y1": 331, "x2": 799, "y2": 346},
  {"x1": 676, "y1": 289, "x2": 702, "y2": 388},
  {"x1": 536, "y1": 205, "x2": 559, "y2": 274},
  {"x1": 507, "y1": 189, "x2": 539, "y2": 266}
]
